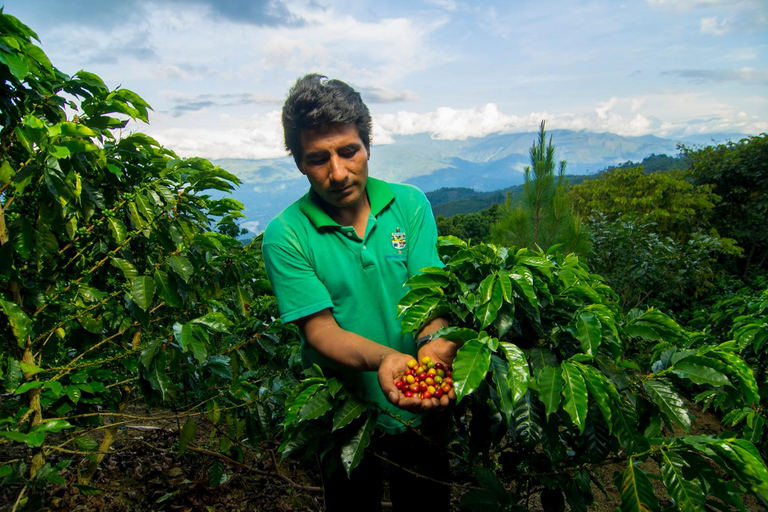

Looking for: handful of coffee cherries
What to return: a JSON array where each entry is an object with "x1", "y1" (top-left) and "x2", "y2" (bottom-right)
[{"x1": 394, "y1": 356, "x2": 454, "y2": 400}]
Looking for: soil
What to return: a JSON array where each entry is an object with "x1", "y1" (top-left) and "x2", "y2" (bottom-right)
[{"x1": 0, "y1": 403, "x2": 763, "y2": 512}]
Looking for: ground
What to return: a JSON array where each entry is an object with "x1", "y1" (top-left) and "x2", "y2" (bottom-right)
[{"x1": 0, "y1": 403, "x2": 762, "y2": 511}]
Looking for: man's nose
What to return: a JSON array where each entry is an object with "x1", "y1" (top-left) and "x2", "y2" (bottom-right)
[{"x1": 328, "y1": 155, "x2": 348, "y2": 183}]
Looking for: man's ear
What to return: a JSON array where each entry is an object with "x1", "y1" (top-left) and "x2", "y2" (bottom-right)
[{"x1": 365, "y1": 144, "x2": 371, "y2": 160}]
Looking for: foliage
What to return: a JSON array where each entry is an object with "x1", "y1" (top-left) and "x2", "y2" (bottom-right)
[
  {"x1": 0, "y1": 11, "x2": 301, "y2": 509},
  {"x1": 687, "y1": 282, "x2": 768, "y2": 455},
  {"x1": 568, "y1": 166, "x2": 740, "y2": 310},
  {"x1": 585, "y1": 213, "x2": 738, "y2": 309},
  {"x1": 280, "y1": 236, "x2": 768, "y2": 510},
  {"x1": 569, "y1": 166, "x2": 718, "y2": 241},
  {"x1": 436, "y1": 203, "x2": 503, "y2": 242},
  {"x1": 683, "y1": 134, "x2": 768, "y2": 276},
  {"x1": 490, "y1": 121, "x2": 589, "y2": 255}
]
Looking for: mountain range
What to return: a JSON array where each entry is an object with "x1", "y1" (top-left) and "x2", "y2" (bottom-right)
[{"x1": 213, "y1": 130, "x2": 744, "y2": 234}]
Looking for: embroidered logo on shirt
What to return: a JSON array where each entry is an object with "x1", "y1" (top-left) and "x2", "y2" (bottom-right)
[{"x1": 391, "y1": 227, "x2": 406, "y2": 253}]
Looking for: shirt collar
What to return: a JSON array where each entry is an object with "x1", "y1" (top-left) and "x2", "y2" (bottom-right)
[{"x1": 298, "y1": 177, "x2": 395, "y2": 229}]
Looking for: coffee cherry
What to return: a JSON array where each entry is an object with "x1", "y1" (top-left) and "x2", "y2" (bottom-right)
[{"x1": 394, "y1": 358, "x2": 455, "y2": 403}]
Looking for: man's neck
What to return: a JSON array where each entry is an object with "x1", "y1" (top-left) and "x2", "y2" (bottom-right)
[{"x1": 326, "y1": 191, "x2": 371, "y2": 238}]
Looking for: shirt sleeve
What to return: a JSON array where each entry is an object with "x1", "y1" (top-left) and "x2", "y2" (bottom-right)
[
  {"x1": 405, "y1": 186, "x2": 444, "y2": 277},
  {"x1": 262, "y1": 227, "x2": 334, "y2": 324}
]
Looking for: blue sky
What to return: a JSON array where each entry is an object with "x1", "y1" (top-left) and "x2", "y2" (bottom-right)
[{"x1": 3, "y1": 0, "x2": 766, "y2": 159}]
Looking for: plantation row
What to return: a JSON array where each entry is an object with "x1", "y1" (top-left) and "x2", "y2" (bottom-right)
[{"x1": 1, "y1": 11, "x2": 767, "y2": 511}]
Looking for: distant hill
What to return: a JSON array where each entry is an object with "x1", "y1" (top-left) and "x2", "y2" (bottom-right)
[
  {"x1": 427, "y1": 154, "x2": 686, "y2": 218},
  {"x1": 213, "y1": 131, "x2": 742, "y2": 233}
]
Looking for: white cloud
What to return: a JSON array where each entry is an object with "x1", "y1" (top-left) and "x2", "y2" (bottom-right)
[
  {"x1": 647, "y1": 0, "x2": 748, "y2": 10},
  {"x1": 375, "y1": 93, "x2": 767, "y2": 141},
  {"x1": 701, "y1": 15, "x2": 734, "y2": 35},
  {"x1": 149, "y1": 110, "x2": 286, "y2": 160},
  {"x1": 240, "y1": 221, "x2": 261, "y2": 233}
]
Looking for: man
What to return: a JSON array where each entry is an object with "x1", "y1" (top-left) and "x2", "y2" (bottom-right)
[{"x1": 262, "y1": 74, "x2": 458, "y2": 510}]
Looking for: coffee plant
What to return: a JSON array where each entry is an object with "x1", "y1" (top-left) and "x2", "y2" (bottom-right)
[
  {"x1": 282, "y1": 237, "x2": 768, "y2": 511},
  {"x1": 0, "y1": 12, "x2": 302, "y2": 510}
]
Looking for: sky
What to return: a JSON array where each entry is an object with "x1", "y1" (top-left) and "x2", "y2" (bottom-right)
[{"x1": 3, "y1": 0, "x2": 767, "y2": 160}]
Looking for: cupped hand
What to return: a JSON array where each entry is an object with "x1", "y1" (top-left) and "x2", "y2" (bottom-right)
[
  {"x1": 377, "y1": 352, "x2": 444, "y2": 413},
  {"x1": 417, "y1": 338, "x2": 459, "y2": 408}
]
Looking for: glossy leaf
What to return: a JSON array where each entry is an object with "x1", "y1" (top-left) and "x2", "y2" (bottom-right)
[
  {"x1": 660, "y1": 450, "x2": 704, "y2": 512},
  {"x1": 130, "y1": 276, "x2": 155, "y2": 311},
  {"x1": 107, "y1": 217, "x2": 127, "y2": 244},
  {"x1": 341, "y1": 413, "x2": 377, "y2": 477},
  {"x1": 644, "y1": 379, "x2": 690, "y2": 432},
  {"x1": 575, "y1": 311, "x2": 601, "y2": 355},
  {"x1": 620, "y1": 460, "x2": 659, "y2": 512},
  {"x1": 453, "y1": 339, "x2": 492, "y2": 402},
  {"x1": 178, "y1": 418, "x2": 196, "y2": 456},
  {"x1": 561, "y1": 361, "x2": 588, "y2": 433},
  {"x1": 332, "y1": 397, "x2": 367, "y2": 431},
  {"x1": 168, "y1": 255, "x2": 194, "y2": 283},
  {"x1": 670, "y1": 359, "x2": 730, "y2": 387},
  {"x1": 500, "y1": 342, "x2": 529, "y2": 402},
  {"x1": 537, "y1": 365, "x2": 563, "y2": 418},
  {"x1": 154, "y1": 269, "x2": 182, "y2": 308},
  {"x1": 0, "y1": 299, "x2": 32, "y2": 348},
  {"x1": 298, "y1": 387, "x2": 333, "y2": 422}
]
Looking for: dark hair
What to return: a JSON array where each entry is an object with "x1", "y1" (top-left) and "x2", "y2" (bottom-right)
[{"x1": 282, "y1": 74, "x2": 372, "y2": 165}]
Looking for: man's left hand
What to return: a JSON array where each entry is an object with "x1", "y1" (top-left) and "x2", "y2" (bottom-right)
[{"x1": 417, "y1": 337, "x2": 459, "y2": 409}]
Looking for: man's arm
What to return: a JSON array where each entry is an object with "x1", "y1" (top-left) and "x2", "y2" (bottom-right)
[{"x1": 297, "y1": 309, "x2": 443, "y2": 411}]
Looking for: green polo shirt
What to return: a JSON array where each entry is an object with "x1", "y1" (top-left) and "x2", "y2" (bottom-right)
[{"x1": 262, "y1": 177, "x2": 442, "y2": 433}]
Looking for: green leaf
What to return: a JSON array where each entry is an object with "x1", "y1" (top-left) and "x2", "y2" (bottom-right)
[
  {"x1": 110, "y1": 257, "x2": 138, "y2": 280},
  {"x1": 509, "y1": 266, "x2": 539, "y2": 313},
  {"x1": 670, "y1": 359, "x2": 730, "y2": 387},
  {"x1": 575, "y1": 311, "x2": 601, "y2": 355},
  {"x1": 491, "y1": 356, "x2": 515, "y2": 424},
  {"x1": 575, "y1": 363, "x2": 615, "y2": 429},
  {"x1": 474, "y1": 279, "x2": 504, "y2": 330},
  {"x1": 0, "y1": 299, "x2": 32, "y2": 348},
  {"x1": 35, "y1": 420, "x2": 73, "y2": 433},
  {"x1": 660, "y1": 450, "x2": 705, "y2": 512},
  {"x1": 0, "y1": 160, "x2": 14, "y2": 182},
  {"x1": 536, "y1": 365, "x2": 563, "y2": 418},
  {"x1": 299, "y1": 387, "x2": 333, "y2": 422},
  {"x1": 400, "y1": 295, "x2": 448, "y2": 335},
  {"x1": 397, "y1": 288, "x2": 441, "y2": 317},
  {"x1": 499, "y1": 342, "x2": 529, "y2": 402},
  {"x1": 332, "y1": 397, "x2": 367, "y2": 431},
  {"x1": 341, "y1": 413, "x2": 377, "y2": 477},
  {"x1": 19, "y1": 362, "x2": 43, "y2": 375},
  {"x1": 130, "y1": 276, "x2": 155, "y2": 311},
  {"x1": 711, "y1": 348, "x2": 760, "y2": 404},
  {"x1": 141, "y1": 338, "x2": 162, "y2": 368},
  {"x1": 452, "y1": 339, "x2": 492, "y2": 402},
  {"x1": 284, "y1": 383, "x2": 321, "y2": 426},
  {"x1": 405, "y1": 273, "x2": 450, "y2": 289},
  {"x1": 67, "y1": 386, "x2": 81, "y2": 404},
  {"x1": 14, "y1": 380, "x2": 43, "y2": 394},
  {"x1": 620, "y1": 460, "x2": 659, "y2": 512},
  {"x1": 644, "y1": 379, "x2": 690, "y2": 432},
  {"x1": 178, "y1": 418, "x2": 196, "y2": 456},
  {"x1": 189, "y1": 326, "x2": 209, "y2": 363},
  {"x1": 191, "y1": 312, "x2": 232, "y2": 333},
  {"x1": 561, "y1": 361, "x2": 588, "y2": 433},
  {"x1": 168, "y1": 255, "x2": 194, "y2": 283},
  {"x1": 153, "y1": 269, "x2": 182, "y2": 308},
  {"x1": 107, "y1": 217, "x2": 127, "y2": 244}
]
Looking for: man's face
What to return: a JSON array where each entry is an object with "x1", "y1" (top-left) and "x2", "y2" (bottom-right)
[{"x1": 298, "y1": 123, "x2": 370, "y2": 212}]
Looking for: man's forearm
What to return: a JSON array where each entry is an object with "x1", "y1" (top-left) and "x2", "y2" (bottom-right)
[{"x1": 298, "y1": 309, "x2": 398, "y2": 372}]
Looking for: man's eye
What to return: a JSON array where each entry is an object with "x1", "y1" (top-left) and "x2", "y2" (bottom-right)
[{"x1": 340, "y1": 148, "x2": 359, "y2": 158}]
